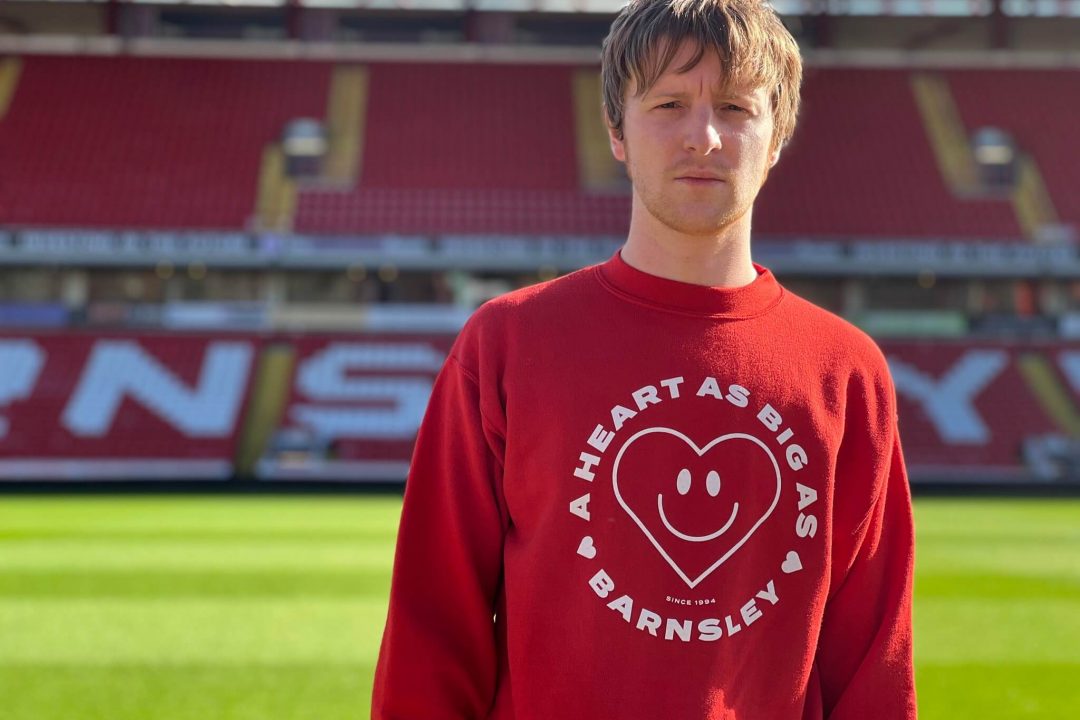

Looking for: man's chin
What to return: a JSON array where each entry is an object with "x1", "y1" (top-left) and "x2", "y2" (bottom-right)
[{"x1": 654, "y1": 212, "x2": 742, "y2": 238}]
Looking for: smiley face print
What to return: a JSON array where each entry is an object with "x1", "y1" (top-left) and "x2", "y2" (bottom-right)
[
  {"x1": 612, "y1": 427, "x2": 782, "y2": 589},
  {"x1": 658, "y1": 468, "x2": 740, "y2": 542}
]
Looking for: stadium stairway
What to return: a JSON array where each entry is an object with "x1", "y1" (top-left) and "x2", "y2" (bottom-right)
[
  {"x1": 910, "y1": 71, "x2": 1061, "y2": 242},
  {"x1": 0, "y1": 57, "x2": 20, "y2": 220},
  {"x1": 1012, "y1": 156, "x2": 1060, "y2": 242},
  {"x1": 233, "y1": 343, "x2": 297, "y2": 477},
  {"x1": 322, "y1": 65, "x2": 368, "y2": 187},
  {"x1": 254, "y1": 144, "x2": 297, "y2": 232},
  {"x1": 910, "y1": 72, "x2": 981, "y2": 196},
  {"x1": 0, "y1": 57, "x2": 20, "y2": 121},
  {"x1": 1016, "y1": 352, "x2": 1080, "y2": 437},
  {"x1": 571, "y1": 69, "x2": 626, "y2": 192}
]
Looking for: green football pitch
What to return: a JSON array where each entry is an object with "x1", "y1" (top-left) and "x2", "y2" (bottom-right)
[{"x1": 0, "y1": 495, "x2": 1077, "y2": 719}]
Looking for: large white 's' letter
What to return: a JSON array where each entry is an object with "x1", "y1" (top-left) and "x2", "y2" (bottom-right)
[{"x1": 291, "y1": 343, "x2": 442, "y2": 440}]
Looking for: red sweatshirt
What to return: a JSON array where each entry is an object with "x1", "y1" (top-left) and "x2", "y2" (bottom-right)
[{"x1": 373, "y1": 250, "x2": 916, "y2": 720}]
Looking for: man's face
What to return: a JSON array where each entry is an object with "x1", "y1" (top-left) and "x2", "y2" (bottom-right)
[{"x1": 609, "y1": 41, "x2": 779, "y2": 238}]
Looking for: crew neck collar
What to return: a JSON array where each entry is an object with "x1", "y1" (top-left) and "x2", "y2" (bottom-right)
[{"x1": 595, "y1": 248, "x2": 784, "y2": 318}]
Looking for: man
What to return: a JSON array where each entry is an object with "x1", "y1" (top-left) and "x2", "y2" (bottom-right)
[{"x1": 373, "y1": 0, "x2": 917, "y2": 717}]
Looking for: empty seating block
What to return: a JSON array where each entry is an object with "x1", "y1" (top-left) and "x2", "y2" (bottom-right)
[
  {"x1": 0, "y1": 56, "x2": 331, "y2": 228},
  {"x1": 755, "y1": 68, "x2": 1021, "y2": 241},
  {"x1": 2, "y1": 57, "x2": 1075, "y2": 243}
]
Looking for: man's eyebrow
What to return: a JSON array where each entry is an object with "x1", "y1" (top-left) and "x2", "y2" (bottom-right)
[
  {"x1": 646, "y1": 88, "x2": 688, "y2": 98},
  {"x1": 645, "y1": 86, "x2": 760, "y2": 103}
]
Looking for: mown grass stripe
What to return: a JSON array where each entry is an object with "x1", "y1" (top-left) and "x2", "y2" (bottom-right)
[
  {"x1": 915, "y1": 662, "x2": 1080, "y2": 720},
  {"x1": 0, "y1": 598, "x2": 389, "y2": 665},
  {"x1": 916, "y1": 543, "x2": 1080, "y2": 579},
  {"x1": 0, "y1": 663, "x2": 374, "y2": 720},
  {"x1": 0, "y1": 528, "x2": 397, "y2": 542},
  {"x1": 0, "y1": 496, "x2": 404, "y2": 534},
  {"x1": 0, "y1": 569, "x2": 391, "y2": 599},
  {"x1": 915, "y1": 597, "x2": 1080, "y2": 664},
  {"x1": 0, "y1": 539, "x2": 395, "y2": 571},
  {"x1": 914, "y1": 497, "x2": 1080, "y2": 530},
  {"x1": 916, "y1": 570, "x2": 1080, "y2": 601}
]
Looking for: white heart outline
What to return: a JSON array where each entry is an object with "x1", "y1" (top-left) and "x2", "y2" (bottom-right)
[{"x1": 612, "y1": 427, "x2": 782, "y2": 589}]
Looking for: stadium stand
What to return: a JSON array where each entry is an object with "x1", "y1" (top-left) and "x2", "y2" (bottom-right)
[
  {"x1": 3, "y1": 57, "x2": 1075, "y2": 242},
  {"x1": 298, "y1": 64, "x2": 1044, "y2": 240},
  {"x1": 1, "y1": 0, "x2": 1079, "y2": 485}
]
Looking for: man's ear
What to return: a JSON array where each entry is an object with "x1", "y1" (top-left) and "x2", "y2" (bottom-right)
[
  {"x1": 608, "y1": 125, "x2": 627, "y2": 163},
  {"x1": 769, "y1": 146, "x2": 781, "y2": 168},
  {"x1": 603, "y1": 106, "x2": 627, "y2": 163}
]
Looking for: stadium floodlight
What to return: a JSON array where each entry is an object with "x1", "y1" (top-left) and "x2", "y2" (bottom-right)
[
  {"x1": 283, "y1": 119, "x2": 328, "y2": 156},
  {"x1": 970, "y1": 126, "x2": 1017, "y2": 192},
  {"x1": 282, "y1": 118, "x2": 328, "y2": 179},
  {"x1": 972, "y1": 127, "x2": 1015, "y2": 167}
]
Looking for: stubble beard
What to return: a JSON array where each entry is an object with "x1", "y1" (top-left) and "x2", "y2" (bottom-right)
[{"x1": 623, "y1": 145, "x2": 754, "y2": 239}]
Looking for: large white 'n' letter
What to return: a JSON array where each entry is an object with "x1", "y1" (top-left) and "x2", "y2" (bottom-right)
[{"x1": 63, "y1": 340, "x2": 253, "y2": 437}]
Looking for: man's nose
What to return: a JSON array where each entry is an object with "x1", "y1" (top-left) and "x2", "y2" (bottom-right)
[{"x1": 682, "y1": 105, "x2": 723, "y2": 155}]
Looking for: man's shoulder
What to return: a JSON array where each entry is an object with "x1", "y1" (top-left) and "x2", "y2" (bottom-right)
[
  {"x1": 450, "y1": 263, "x2": 599, "y2": 365},
  {"x1": 778, "y1": 288, "x2": 891, "y2": 379},
  {"x1": 777, "y1": 290, "x2": 899, "y2": 444},
  {"x1": 467, "y1": 263, "x2": 600, "y2": 327}
]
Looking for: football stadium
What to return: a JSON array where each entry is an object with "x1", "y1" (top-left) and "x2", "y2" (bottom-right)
[{"x1": 0, "y1": 0, "x2": 1078, "y2": 717}]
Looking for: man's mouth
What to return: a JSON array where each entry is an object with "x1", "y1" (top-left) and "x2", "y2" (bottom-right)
[{"x1": 676, "y1": 176, "x2": 725, "y2": 185}]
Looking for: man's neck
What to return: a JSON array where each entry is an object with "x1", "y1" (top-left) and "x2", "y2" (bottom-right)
[{"x1": 619, "y1": 206, "x2": 758, "y2": 289}]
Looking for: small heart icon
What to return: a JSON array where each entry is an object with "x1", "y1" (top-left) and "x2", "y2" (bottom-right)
[
  {"x1": 577, "y1": 536, "x2": 597, "y2": 559},
  {"x1": 782, "y1": 550, "x2": 802, "y2": 574}
]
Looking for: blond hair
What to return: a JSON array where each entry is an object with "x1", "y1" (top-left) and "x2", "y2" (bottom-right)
[{"x1": 600, "y1": 0, "x2": 803, "y2": 151}]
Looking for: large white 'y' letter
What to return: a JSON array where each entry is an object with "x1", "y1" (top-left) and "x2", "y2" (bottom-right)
[
  {"x1": 63, "y1": 340, "x2": 253, "y2": 437},
  {"x1": 1057, "y1": 352, "x2": 1080, "y2": 397},
  {"x1": 888, "y1": 350, "x2": 1007, "y2": 444}
]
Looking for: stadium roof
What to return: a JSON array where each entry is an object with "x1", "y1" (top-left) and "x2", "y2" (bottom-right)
[{"x1": 5, "y1": 0, "x2": 1080, "y2": 18}]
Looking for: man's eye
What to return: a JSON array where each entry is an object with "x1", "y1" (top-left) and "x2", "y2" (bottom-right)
[
  {"x1": 724, "y1": 104, "x2": 746, "y2": 112},
  {"x1": 656, "y1": 101, "x2": 679, "y2": 110}
]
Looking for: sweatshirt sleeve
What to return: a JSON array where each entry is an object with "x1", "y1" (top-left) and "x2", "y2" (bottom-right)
[
  {"x1": 817, "y1": 381, "x2": 917, "y2": 719},
  {"x1": 371, "y1": 351, "x2": 509, "y2": 720}
]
